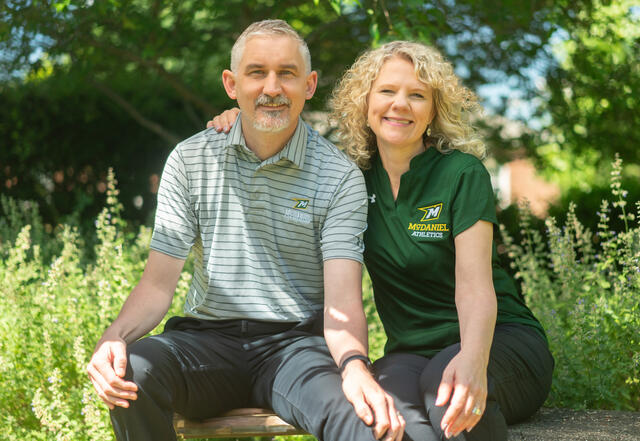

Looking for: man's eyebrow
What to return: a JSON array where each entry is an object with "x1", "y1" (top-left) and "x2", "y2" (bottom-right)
[
  {"x1": 278, "y1": 64, "x2": 300, "y2": 71},
  {"x1": 244, "y1": 63, "x2": 300, "y2": 72},
  {"x1": 244, "y1": 63, "x2": 265, "y2": 71}
]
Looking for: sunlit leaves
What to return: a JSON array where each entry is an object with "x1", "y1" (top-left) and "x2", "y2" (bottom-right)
[{"x1": 538, "y1": 0, "x2": 640, "y2": 192}]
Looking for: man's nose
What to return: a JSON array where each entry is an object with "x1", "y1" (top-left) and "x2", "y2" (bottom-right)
[{"x1": 263, "y1": 71, "x2": 283, "y2": 96}]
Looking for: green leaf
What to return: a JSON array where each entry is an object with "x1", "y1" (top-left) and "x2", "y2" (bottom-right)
[{"x1": 329, "y1": 0, "x2": 341, "y2": 14}]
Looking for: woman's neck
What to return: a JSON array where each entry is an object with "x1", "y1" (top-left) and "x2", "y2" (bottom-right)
[{"x1": 378, "y1": 141, "x2": 426, "y2": 200}]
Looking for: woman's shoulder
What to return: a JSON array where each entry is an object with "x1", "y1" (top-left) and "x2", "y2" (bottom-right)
[
  {"x1": 429, "y1": 149, "x2": 488, "y2": 181},
  {"x1": 439, "y1": 148, "x2": 484, "y2": 168}
]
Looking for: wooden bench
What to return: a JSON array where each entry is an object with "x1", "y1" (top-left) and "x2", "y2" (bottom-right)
[
  {"x1": 175, "y1": 407, "x2": 640, "y2": 440},
  {"x1": 174, "y1": 408, "x2": 306, "y2": 439}
]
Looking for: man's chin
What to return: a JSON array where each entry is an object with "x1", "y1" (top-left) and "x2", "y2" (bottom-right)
[{"x1": 252, "y1": 117, "x2": 291, "y2": 133}]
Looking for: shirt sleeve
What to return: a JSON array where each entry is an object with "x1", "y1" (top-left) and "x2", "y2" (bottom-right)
[
  {"x1": 320, "y1": 164, "x2": 368, "y2": 263},
  {"x1": 149, "y1": 146, "x2": 198, "y2": 259},
  {"x1": 451, "y1": 161, "x2": 498, "y2": 237}
]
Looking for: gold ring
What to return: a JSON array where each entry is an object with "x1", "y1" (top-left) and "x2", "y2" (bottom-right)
[{"x1": 472, "y1": 406, "x2": 482, "y2": 416}]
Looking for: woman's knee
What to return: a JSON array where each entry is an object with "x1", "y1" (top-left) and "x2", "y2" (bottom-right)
[
  {"x1": 488, "y1": 325, "x2": 554, "y2": 423},
  {"x1": 419, "y1": 344, "x2": 460, "y2": 397}
]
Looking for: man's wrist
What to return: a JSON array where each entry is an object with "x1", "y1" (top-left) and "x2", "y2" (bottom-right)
[{"x1": 339, "y1": 354, "x2": 373, "y2": 374}]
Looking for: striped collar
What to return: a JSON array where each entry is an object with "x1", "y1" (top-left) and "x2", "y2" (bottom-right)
[{"x1": 226, "y1": 114, "x2": 308, "y2": 169}]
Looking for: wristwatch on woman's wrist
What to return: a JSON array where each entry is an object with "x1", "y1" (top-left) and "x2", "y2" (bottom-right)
[{"x1": 339, "y1": 354, "x2": 373, "y2": 374}]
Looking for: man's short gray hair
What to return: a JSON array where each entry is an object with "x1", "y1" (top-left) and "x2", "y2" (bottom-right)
[{"x1": 230, "y1": 19, "x2": 312, "y2": 75}]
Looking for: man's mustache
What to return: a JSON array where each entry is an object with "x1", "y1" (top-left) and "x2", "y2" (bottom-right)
[{"x1": 255, "y1": 94, "x2": 291, "y2": 107}]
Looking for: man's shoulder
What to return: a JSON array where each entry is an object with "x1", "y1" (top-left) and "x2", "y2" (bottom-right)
[
  {"x1": 303, "y1": 123, "x2": 358, "y2": 173},
  {"x1": 173, "y1": 128, "x2": 229, "y2": 158}
]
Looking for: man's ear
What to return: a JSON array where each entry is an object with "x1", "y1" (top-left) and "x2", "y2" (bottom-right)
[
  {"x1": 305, "y1": 71, "x2": 318, "y2": 100},
  {"x1": 222, "y1": 70, "x2": 237, "y2": 100}
]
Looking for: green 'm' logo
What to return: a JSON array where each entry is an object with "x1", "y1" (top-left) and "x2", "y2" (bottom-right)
[{"x1": 292, "y1": 198, "x2": 310, "y2": 210}]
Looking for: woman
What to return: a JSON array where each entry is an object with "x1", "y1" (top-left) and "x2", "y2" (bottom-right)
[{"x1": 209, "y1": 41, "x2": 553, "y2": 441}]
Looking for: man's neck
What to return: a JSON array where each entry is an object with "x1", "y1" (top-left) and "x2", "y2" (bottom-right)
[{"x1": 240, "y1": 116, "x2": 299, "y2": 161}]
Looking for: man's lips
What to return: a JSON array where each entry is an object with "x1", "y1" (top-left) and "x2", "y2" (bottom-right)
[{"x1": 257, "y1": 104, "x2": 288, "y2": 111}]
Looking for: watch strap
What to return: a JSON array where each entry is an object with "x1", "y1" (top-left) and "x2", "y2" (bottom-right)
[{"x1": 339, "y1": 354, "x2": 373, "y2": 373}]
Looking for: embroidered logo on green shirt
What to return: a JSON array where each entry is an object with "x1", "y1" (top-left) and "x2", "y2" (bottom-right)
[
  {"x1": 417, "y1": 203, "x2": 442, "y2": 221},
  {"x1": 408, "y1": 203, "x2": 449, "y2": 239}
]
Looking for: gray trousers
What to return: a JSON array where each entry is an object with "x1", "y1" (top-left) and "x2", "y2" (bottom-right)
[
  {"x1": 374, "y1": 324, "x2": 554, "y2": 441},
  {"x1": 110, "y1": 316, "x2": 378, "y2": 441}
]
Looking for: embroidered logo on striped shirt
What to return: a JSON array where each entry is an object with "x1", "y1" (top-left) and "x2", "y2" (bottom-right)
[
  {"x1": 292, "y1": 198, "x2": 310, "y2": 209},
  {"x1": 284, "y1": 208, "x2": 312, "y2": 224}
]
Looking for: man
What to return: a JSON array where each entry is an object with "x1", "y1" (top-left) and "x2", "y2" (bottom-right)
[{"x1": 87, "y1": 19, "x2": 404, "y2": 441}]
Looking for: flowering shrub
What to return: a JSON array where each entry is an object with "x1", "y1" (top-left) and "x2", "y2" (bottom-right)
[
  {"x1": 0, "y1": 169, "x2": 190, "y2": 441},
  {"x1": 1, "y1": 159, "x2": 637, "y2": 441},
  {"x1": 501, "y1": 155, "x2": 640, "y2": 410}
]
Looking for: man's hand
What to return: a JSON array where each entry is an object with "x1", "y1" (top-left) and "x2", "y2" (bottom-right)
[
  {"x1": 206, "y1": 107, "x2": 240, "y2": 132},
  {"x1": 87, "y1": 338, "x2": 138, "y2": 410},
  {"x1": 86, "y1": 250, "x2": 184, "y2": 410},
  {"x1": 341, "y1": 360, "x2": 405, "y2": 441},
  {"x1": 435, "y1": 351, "x2": 487, "y2": 438}
]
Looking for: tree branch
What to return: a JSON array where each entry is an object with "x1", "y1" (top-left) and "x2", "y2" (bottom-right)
[
  {"x1": 87, "y1": 38, "x2": 217, "y2": 116},
  {"x1": 88, "y1": 78, "x2": 182, "y2": 146},
  {"x1": 378, "y1": 0, "x2": 395, "y2": 32}
]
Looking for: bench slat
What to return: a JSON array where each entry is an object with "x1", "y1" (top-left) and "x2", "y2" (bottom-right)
[{"x1": 174, "y1": 408, "x2": 306, "y2": 439}]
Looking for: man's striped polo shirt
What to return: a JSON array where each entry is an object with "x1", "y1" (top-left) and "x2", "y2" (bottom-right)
[{"x1": 150, "y1": 116, "x2": 368, "y2": 322}]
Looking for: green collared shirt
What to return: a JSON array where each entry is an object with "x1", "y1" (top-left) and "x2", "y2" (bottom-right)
[
  {"x1": 151, "y1": 117, "x2": 368, "y2": 321},
  {"x1": 364, "y1": 148, "x2": 545, "y2": 357}
]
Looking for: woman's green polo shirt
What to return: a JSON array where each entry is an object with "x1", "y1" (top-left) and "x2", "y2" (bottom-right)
[{"x1": 363, "y1": 147, "x2": 545, "y2": 357}]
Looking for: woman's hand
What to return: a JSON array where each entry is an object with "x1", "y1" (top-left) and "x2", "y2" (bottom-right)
[
  {"x1": 206, "y1": 107, "x2": 240, "y2": 132},
  {"x1": 436, "y1": 350, "x2": 488, "y2": 438}
]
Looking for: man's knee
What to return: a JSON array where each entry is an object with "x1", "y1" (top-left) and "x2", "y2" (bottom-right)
[
  {"x1": 268, "y1": 338, "x2": 376, "y2": 440},
  {"x1": 126, "y1": 336, "x2": 177, "y2": 389}
]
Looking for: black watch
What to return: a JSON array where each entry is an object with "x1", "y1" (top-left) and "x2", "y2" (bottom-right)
[{"x1": 339, "y1": 354, "x2": 373, "y2": 374}]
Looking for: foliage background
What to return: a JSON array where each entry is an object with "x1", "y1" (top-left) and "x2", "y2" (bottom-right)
[
  {"x1": 1, "y1": 0, "x2": 639, "y2": 439},
  {"x1": 4, "y1": 0, "x2": 638, "y2": 230}
]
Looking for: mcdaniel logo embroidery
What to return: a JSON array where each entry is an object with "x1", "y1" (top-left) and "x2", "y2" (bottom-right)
[
  {"x1": 418, "y1": 203, "x2": 442, "y2": 221},
  {"x1": 284, "y1": 198, "x2": 312, "y2": 224},
  {"x1": 407, "y1": 202, "x2": 449, "y2": 239},
  {"x1": 292, "y1": 198, "x2": 310, "y2": 210}
]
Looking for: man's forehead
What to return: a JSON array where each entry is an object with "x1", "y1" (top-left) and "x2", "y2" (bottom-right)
[{"x1": 239, "y1": 35, "x2": 304, "y2": 67}]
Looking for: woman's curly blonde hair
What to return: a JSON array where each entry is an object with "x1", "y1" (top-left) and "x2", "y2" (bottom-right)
[{"x1": 329, "y1": 41, "x2": 485, "y2": 169}]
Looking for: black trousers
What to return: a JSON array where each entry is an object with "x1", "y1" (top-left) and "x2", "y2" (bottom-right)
[
  {"x1": 374, "y1": 324, "x2": 554, "y2": 441},
  {"x1": 110, "y1": 316, "x2": 378, "y2": 441}
]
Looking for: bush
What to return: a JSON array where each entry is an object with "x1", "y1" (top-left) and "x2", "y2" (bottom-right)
[
  {"x1": 501, "y1": 155, "x2": 640, "y2": 410},
  {"x1": 0, "y1": 169, "x2": 190, "y2": 441}
]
